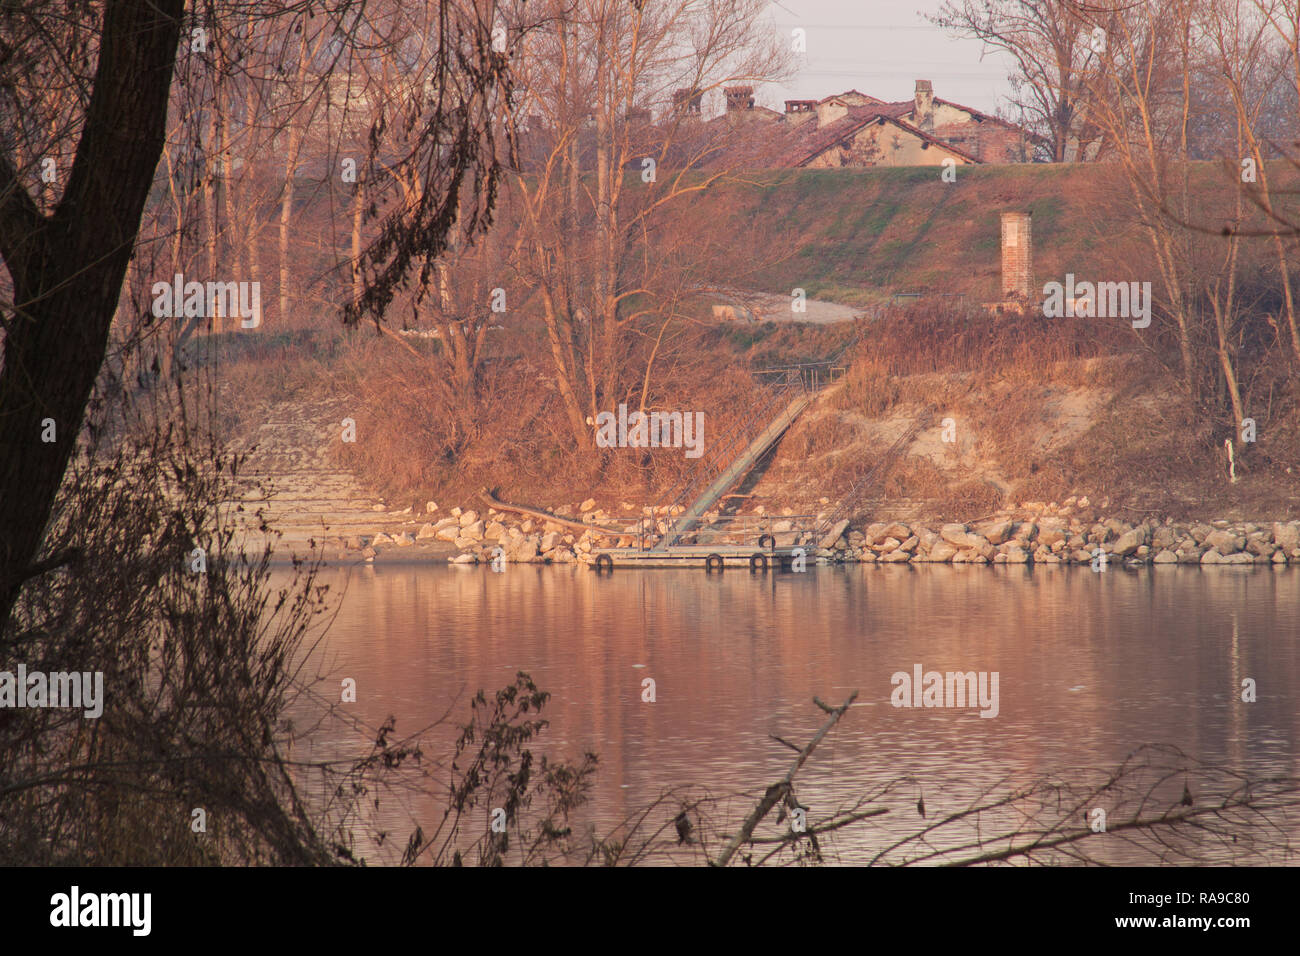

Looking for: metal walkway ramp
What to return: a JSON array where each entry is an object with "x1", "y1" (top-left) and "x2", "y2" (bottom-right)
[
  {"x1": 590, "y1": 348, "x2": 922, "y2": 571},
  {"x1": 652, "y1": 388, "x2": 810, "y2": 550}
]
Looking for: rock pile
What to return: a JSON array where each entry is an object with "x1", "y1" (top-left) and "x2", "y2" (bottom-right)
[
  {"x1": 325, "y1": 494, "x2": 1300, "y2": 569},
  {"x1": 838, "y1": 517, "x2": 1299, "y2": 566}
]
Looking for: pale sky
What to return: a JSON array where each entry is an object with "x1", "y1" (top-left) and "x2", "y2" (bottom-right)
[{"x1": 762, "y1": 0, "x2": 1014, "y2": 116}]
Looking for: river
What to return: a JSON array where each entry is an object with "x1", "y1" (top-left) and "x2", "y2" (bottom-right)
[{"x1": 283, "y1": 562, "x2": 1300, "y2": 865}]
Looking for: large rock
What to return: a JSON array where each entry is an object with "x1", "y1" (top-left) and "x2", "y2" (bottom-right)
[
  {"x1": 899, "y1": 535, "x2": 919, "y2": 554},
  {"x1": 1190, "y1": 523, "x2": 1215, "y2": 544},
  {"x1": 485, "y1": 521, "x2": 507, "y2": 541},
  {"x1": 1152, "y1": 526, "x2": 1179, "y2": 551},
  {"x1": 877, "y1": 537, "x2": 901, "y2": 554},
  {"x1": 458, "y1": 510, "x2": 479, "y2": 527},
  {"x1": 1200, "y1": 549, "x2": 1224, "y2": 565},
  {"x1": 416, "y1": 523, "x2": 439, "y2": 540},
  {"x1": 975, "y1": 520, "x2": 1014, "y2": 545},
  {"x1": 883, "y1": 522, "x2": 912, "y2": 541},
  {"x1": 818, "y1": 519, "x2": 851, "y2": 550},
  {"x1": 1246, "y1": 534, "x2": 1274, "y2": 557},
  {"x1": 1152, "y1": 549, "x2": 1178, "y2": 564},
  {"x1": 540, "y1": 531, "x2": 562, "y2": 552},
  {"x1": 1037, "y1": 520, "x2": 1068, "y2": 547},
  {"x1": 1274, "y1": 522, "x2": 1300, "y2": 552},
  {"x1": 881, "y1": 550, "x2": 911, "y2": 563},
  {"x1": 1110, "y1": 529, "x2": 1141, "y2": 557},
  {"x1": 864, "y1": 523, "x2": 890, "y2": 545},
  {"x1": 435, "y1": 525, "x2": 461, "y2": 542},
  {"x1": 460, "y1": 520, "x2": 485, "y2": 540},
  {"x1": 511, "y1": 535, "x2": 541, "y2": 561},
  {"x1": 940, "y1": 523, "x2": 982, "y2": 550},
  {"x1": 927, "y1": 541, "x2": 958, "y2": 563},
  {"x1": 1204, "y1": 530, "x2": 1244, "y2": 554},
  {"x1": 1002, "y1": 544, "x2": 1029, "y2": 563}
]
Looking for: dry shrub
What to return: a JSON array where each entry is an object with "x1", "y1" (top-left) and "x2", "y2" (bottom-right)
[
  {"x1": 929, "y1": 479, "x2": 1006, "y2": 519},
  {"x1": 781, "y1": 411, "x2": 864, "y2": 460},
  {"x1": 829, "y1": 357, "x2": 900, "y2": 416},
  {"x1": 880, "y1": 455, "x2": 951, "y2": 501},
  {"x1": 849, "y1": 303, "x2": 1129, "y2": 380},
  {"x1": 1010, "y1": 459, "x2": 1078, "y2": 504}
]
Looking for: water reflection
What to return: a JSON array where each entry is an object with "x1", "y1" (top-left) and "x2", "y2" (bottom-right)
[{"x1": 285, "y1": 562, "x2": 1300, "y2": 864}]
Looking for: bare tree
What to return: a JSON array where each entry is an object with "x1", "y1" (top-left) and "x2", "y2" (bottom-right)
[
  {"x1": 931, "y1": 0, "x2": 1108, "y2": 162},
  {"x1": 505, "y1": 0, "x2": 790, "y2": 448}
]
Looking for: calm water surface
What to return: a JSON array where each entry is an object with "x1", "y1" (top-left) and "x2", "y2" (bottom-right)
[{"x1": 286, "y1": 563, "x2": 1300, "y2": 864}]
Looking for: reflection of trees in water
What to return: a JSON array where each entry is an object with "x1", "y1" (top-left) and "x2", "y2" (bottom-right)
[{"x1": 321, "y1": 682, "x2": 1300, "y2": 866}]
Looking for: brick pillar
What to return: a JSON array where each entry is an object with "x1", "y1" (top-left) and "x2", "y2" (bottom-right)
[{"x1": 1000, "y1": 211, "x2": 1032, "y2": 299}]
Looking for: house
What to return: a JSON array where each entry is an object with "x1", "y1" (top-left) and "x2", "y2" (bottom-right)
[
  {"x1": 513, "y1": 79, "x2": 1035, "y2": 175},
  {"x1": 722, "y1": 80, "x2": 1036, "y2": 169},
  {"x1": 776, "y1": 102, "x2": 982, "y2": 169},
  {"x1": 896, "y1": 80, "x2": 1035, "y2": 164},
  {"x1": 773, "y1": 81, "x2": 1035, "y2": 168}
]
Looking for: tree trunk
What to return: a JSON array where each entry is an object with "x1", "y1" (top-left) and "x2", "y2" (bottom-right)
[
  {"x1": 0, "y1": 0, "x2": 185, "y2": 629},
  {"x1": 278, "y1": 32, "x2": 311, "y2": 326}
]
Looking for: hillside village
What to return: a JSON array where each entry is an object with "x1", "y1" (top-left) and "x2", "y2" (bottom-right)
[{"x1": 713, "y1": 81, "x2": 1037, "y2": 167}]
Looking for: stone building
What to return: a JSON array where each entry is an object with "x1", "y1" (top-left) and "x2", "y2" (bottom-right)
[{"x1": 724, "y1": 80, "x2": 1036, "y2": 169}]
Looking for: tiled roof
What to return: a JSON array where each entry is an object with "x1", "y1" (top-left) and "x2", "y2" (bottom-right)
[
  {"x1": 816, "y1": 89, "x2": 883, "y2": 105},
  {"x1": 930, "y1": 97, "x2": 1022, "y2": 130},
  {"x1": 772, "y1": 104, "x2": 987, "y2": 168}
]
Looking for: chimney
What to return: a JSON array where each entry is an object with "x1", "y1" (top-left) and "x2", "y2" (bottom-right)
[
  {"x1": 724, "y1": 86, "x2": 755, "y2": 112},
  {"x1": 1001, "y1": 211, "x2": 1033, "y2": 299},
  {"x1": 914, "y1": 79, "x2": 934, "y2": 132},
  {"x1": 816, "y1": 98, "x2": 848, "y2": 129},
  {"x1": 672, "y1": 88, "x2": 703, "y2": 115}
]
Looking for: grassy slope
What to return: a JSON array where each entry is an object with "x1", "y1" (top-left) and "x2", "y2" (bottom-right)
[{"x1": 699, "y1": 162, "x2": 1178, "y2": 306}]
